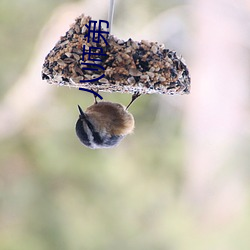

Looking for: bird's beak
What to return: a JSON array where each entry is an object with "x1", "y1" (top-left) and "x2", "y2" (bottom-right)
[{"x1": 77, "y1": 105, "x2": 86, "y2": 118}]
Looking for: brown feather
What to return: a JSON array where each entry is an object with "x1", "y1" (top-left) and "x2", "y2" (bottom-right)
[{"x1": 85, "y1": 102, "x2": 134, "y2": 135}]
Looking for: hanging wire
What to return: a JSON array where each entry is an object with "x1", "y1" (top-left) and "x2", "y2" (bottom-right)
[{"x1": 108, "y1": 0, "x2": 115, "y2": 34}]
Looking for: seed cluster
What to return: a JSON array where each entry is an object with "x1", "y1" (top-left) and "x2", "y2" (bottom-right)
[{"x1": 42, "y1": 14, "x2": 190, "y2": 95}]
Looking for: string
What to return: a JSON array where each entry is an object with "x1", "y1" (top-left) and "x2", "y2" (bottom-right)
[{"x1": 108, "y1": 0, "x2": 115, "y2": 34}]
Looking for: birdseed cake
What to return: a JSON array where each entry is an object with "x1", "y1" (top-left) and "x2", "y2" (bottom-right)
[{"x1": 42, "y1": 14, "x2": 190, "y2": 95}]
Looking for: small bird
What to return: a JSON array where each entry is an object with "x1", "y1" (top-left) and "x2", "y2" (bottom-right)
[{"x1": 75, "y1": 92, "x2": 140, "y2": 149}]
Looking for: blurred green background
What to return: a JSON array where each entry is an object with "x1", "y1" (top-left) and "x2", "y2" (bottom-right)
[{"x1": 1, "y1": 0, "x2": 250, "y2": 250}]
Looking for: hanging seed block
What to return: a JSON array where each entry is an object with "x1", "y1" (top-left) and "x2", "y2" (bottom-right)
[{"x1": 42, "y1": 14, "x2": 190, "y2": 95}]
